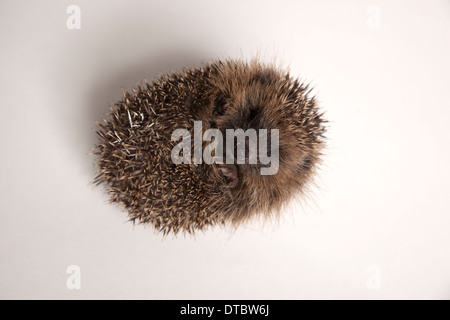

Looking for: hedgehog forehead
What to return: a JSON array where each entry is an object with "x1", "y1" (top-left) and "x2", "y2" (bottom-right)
[{"x1": 237, "y1": 79, "x2": 277, "y2": 103}]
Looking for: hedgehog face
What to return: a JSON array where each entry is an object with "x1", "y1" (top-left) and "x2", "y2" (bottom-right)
[
  {"x1": 210, "y1": 89, "x2": 278, "y2": 188},
  {"x1": 207, "y1": 65, "x2": 324, "y2": 215},
  {"x1": 210, "y1": 85, "x2": 291, "y2": 181}
]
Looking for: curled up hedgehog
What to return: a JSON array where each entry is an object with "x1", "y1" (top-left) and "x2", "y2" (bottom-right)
[{"x1": 93, "y1": 59, "x2": 326, "y2": 235}]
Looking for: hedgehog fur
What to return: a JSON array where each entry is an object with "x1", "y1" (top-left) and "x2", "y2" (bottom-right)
[{"x1": 93, "y1": 59, "x2": 326, "y2": 235}]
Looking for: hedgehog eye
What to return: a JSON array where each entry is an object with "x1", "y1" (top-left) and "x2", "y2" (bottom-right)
[
  {"x1": 248, "y1": 107, "x2": 259, "y2": 120},
  {"x1": 213, "y1": 95, "x2": 227, "y2": 117}
]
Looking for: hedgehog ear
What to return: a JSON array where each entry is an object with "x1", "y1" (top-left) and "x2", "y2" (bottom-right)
[{"x1": 217, "y1": 163, "x2": 239, "y2": 188}]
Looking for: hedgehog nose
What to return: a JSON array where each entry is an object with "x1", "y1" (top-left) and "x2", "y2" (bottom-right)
[
  {"x1": 223, "y1": 140, "x2": 258, "y2": 165},
  {"x1": 241, "y1": 140, "x2": 259, "y2": 164}
]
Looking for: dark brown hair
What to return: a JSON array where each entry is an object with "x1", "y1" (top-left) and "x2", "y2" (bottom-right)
[{"x1": 94, "y1": 59, "x2": 326, "y2": 235}]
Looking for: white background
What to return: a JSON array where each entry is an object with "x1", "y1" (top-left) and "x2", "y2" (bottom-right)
[{"x1": 1, "y1": 0, "x2": 449, "y2": 299}]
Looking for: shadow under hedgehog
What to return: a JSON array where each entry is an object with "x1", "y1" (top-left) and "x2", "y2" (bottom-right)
[{"x1": 94, "y1": 59, "x2": 326, "y2": 235}]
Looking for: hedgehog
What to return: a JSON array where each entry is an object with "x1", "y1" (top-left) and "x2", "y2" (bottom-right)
[{"x1": 93, "y1": 59, "x2": 326, "y2": 235}]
